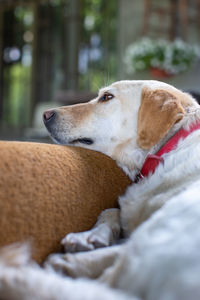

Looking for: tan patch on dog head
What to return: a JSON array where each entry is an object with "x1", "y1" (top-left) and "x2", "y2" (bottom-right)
[
  {"x1": 137, "y1": 87, "x2": 185, "y2": 150},
  {"x1": 167, "y1": 87, "x2": 198, "y2": 108}
]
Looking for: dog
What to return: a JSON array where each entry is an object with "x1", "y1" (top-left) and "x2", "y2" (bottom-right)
[{"x1": 1, "y1": 80, "x2": 200, "y2": 300}]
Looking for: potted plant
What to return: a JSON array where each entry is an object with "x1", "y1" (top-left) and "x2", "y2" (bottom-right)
[{"x1": 125, "y1": 38, "x2": 200, "y2": 78}]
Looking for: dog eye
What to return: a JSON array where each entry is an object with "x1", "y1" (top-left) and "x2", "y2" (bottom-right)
[{"x1": 99, "y1": 93, "x2": 114, "y2": 102}]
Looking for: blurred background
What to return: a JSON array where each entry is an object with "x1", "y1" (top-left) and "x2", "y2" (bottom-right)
[{"x1": 0, "y1": 0, "x2": 200, "y2": 142}]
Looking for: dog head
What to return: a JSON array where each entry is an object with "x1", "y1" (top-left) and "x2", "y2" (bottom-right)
[{"x1": 43, "y1": 80, "x2": 198, "y2": 178}]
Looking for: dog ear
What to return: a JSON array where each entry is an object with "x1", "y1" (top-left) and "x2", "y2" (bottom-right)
[{"x1": 137, "y1": 87, "x2": 185, "y2": 150}]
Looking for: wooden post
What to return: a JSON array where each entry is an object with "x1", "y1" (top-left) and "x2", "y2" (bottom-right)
[
  {"x1": 30, "y1": 1, "x2": 55, "y2": 124},
  {"x1": 30, "y1": 2, "x2": 39, "y2": 125},
  {"x1": 63, "y1": 0, "x2": 80, "y2": 90},
  {"x1": 178, "y1": 0, "x2": 188, "y2": 41},
  {"x1": 142, "y1": 0, "x2": 152, "y2": 35},
  {"x1": 0, "y1": 8, "x2": 4, "y2": 121},
  {"x1": 198, "y1": 0, "x2": 200, "y2": 40}
]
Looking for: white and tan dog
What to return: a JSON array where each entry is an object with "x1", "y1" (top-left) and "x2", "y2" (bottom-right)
[
  {"x1": 43, "y1": 79, "x2": 199, "y2": 248},
  {"x1": 1, "y1": 80, "x2": 200, "y2": 300}
]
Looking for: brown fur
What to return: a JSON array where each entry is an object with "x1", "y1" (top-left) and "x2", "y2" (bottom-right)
[
  {"x1": 137, "y1": 88, "x2": 185, "y2": 150},
  {"x1": 167, "y1": 87, "x2": 196, "y2": 108},
  {"x1": 57, "y1": 102, "x2": 94, "y2": 125},
  {"x1": 0, "y1": 142, "x2": 130, "y2": 262}
]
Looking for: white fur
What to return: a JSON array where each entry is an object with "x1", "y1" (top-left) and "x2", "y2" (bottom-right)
[
  {"x1": 1, "y1": 80, "x2": 200, "y2": 299},
  {"x1": 104, "y1": 180, "x2": 200, "y2": 300}
]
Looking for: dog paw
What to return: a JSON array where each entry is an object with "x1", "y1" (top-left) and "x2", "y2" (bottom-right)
[
  {"x1": 61, "y1": 224, "x2": 113, "y2": 253},
  {"x1": 61, "y1": 232, "x2": 95, "y2": 252},
  {"x1": 45, "y1": 252, "x2": 99, "y2": 278},
  {"x1": 44, "y1": 253, "x2": 77, "y2": 277}
]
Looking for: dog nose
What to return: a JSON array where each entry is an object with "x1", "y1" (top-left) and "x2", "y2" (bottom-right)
[{"x1": 43, "y1": 110, "x2": 56, "y2": 124}]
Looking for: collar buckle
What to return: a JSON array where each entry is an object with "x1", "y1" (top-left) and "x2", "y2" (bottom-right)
[{"x1": 134, "y1": 172, "x2": 144, "y2": 184}]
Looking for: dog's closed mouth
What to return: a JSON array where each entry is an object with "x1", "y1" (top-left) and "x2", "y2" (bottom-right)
[{"x1": 70, "y1": 138, "x2": 94, "y2": 145}]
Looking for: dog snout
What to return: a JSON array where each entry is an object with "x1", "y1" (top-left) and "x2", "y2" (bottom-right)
[{"x1": 43, "y1": 110, "x2": 56, "y2": 126}]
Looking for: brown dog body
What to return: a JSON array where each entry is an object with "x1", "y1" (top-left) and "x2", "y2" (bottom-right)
[{"x1": 0, "y1": 141, "x2": 130, "y2": 262}]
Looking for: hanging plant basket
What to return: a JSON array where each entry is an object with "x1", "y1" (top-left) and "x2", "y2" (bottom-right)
[
  {"x1": 150, "y1": 67, "x2": 173, "y2": 78},
  {"x1": 125, "y1": 38, "x2": 200, "y2": 76}
]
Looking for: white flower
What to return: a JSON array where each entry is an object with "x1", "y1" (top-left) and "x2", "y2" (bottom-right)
[{"x1": 124, "y1": 38, "x2": 200, "y2": 75}]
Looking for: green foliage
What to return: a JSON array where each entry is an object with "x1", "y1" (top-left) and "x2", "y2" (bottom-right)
[
  {"x1": 2, "y1": 0, "x2": 119, "y2": 131},
  {"x1": 79, "y1": 0, "x2": 118, "y2": 91},
  {"x1": 3, "y1": 64, "x2": 31, "y2": 127}
]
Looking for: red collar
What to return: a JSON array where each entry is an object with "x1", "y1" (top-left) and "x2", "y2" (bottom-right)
[{"x1": 135, "y1": 121, "x2": 200, "y2": 182}]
